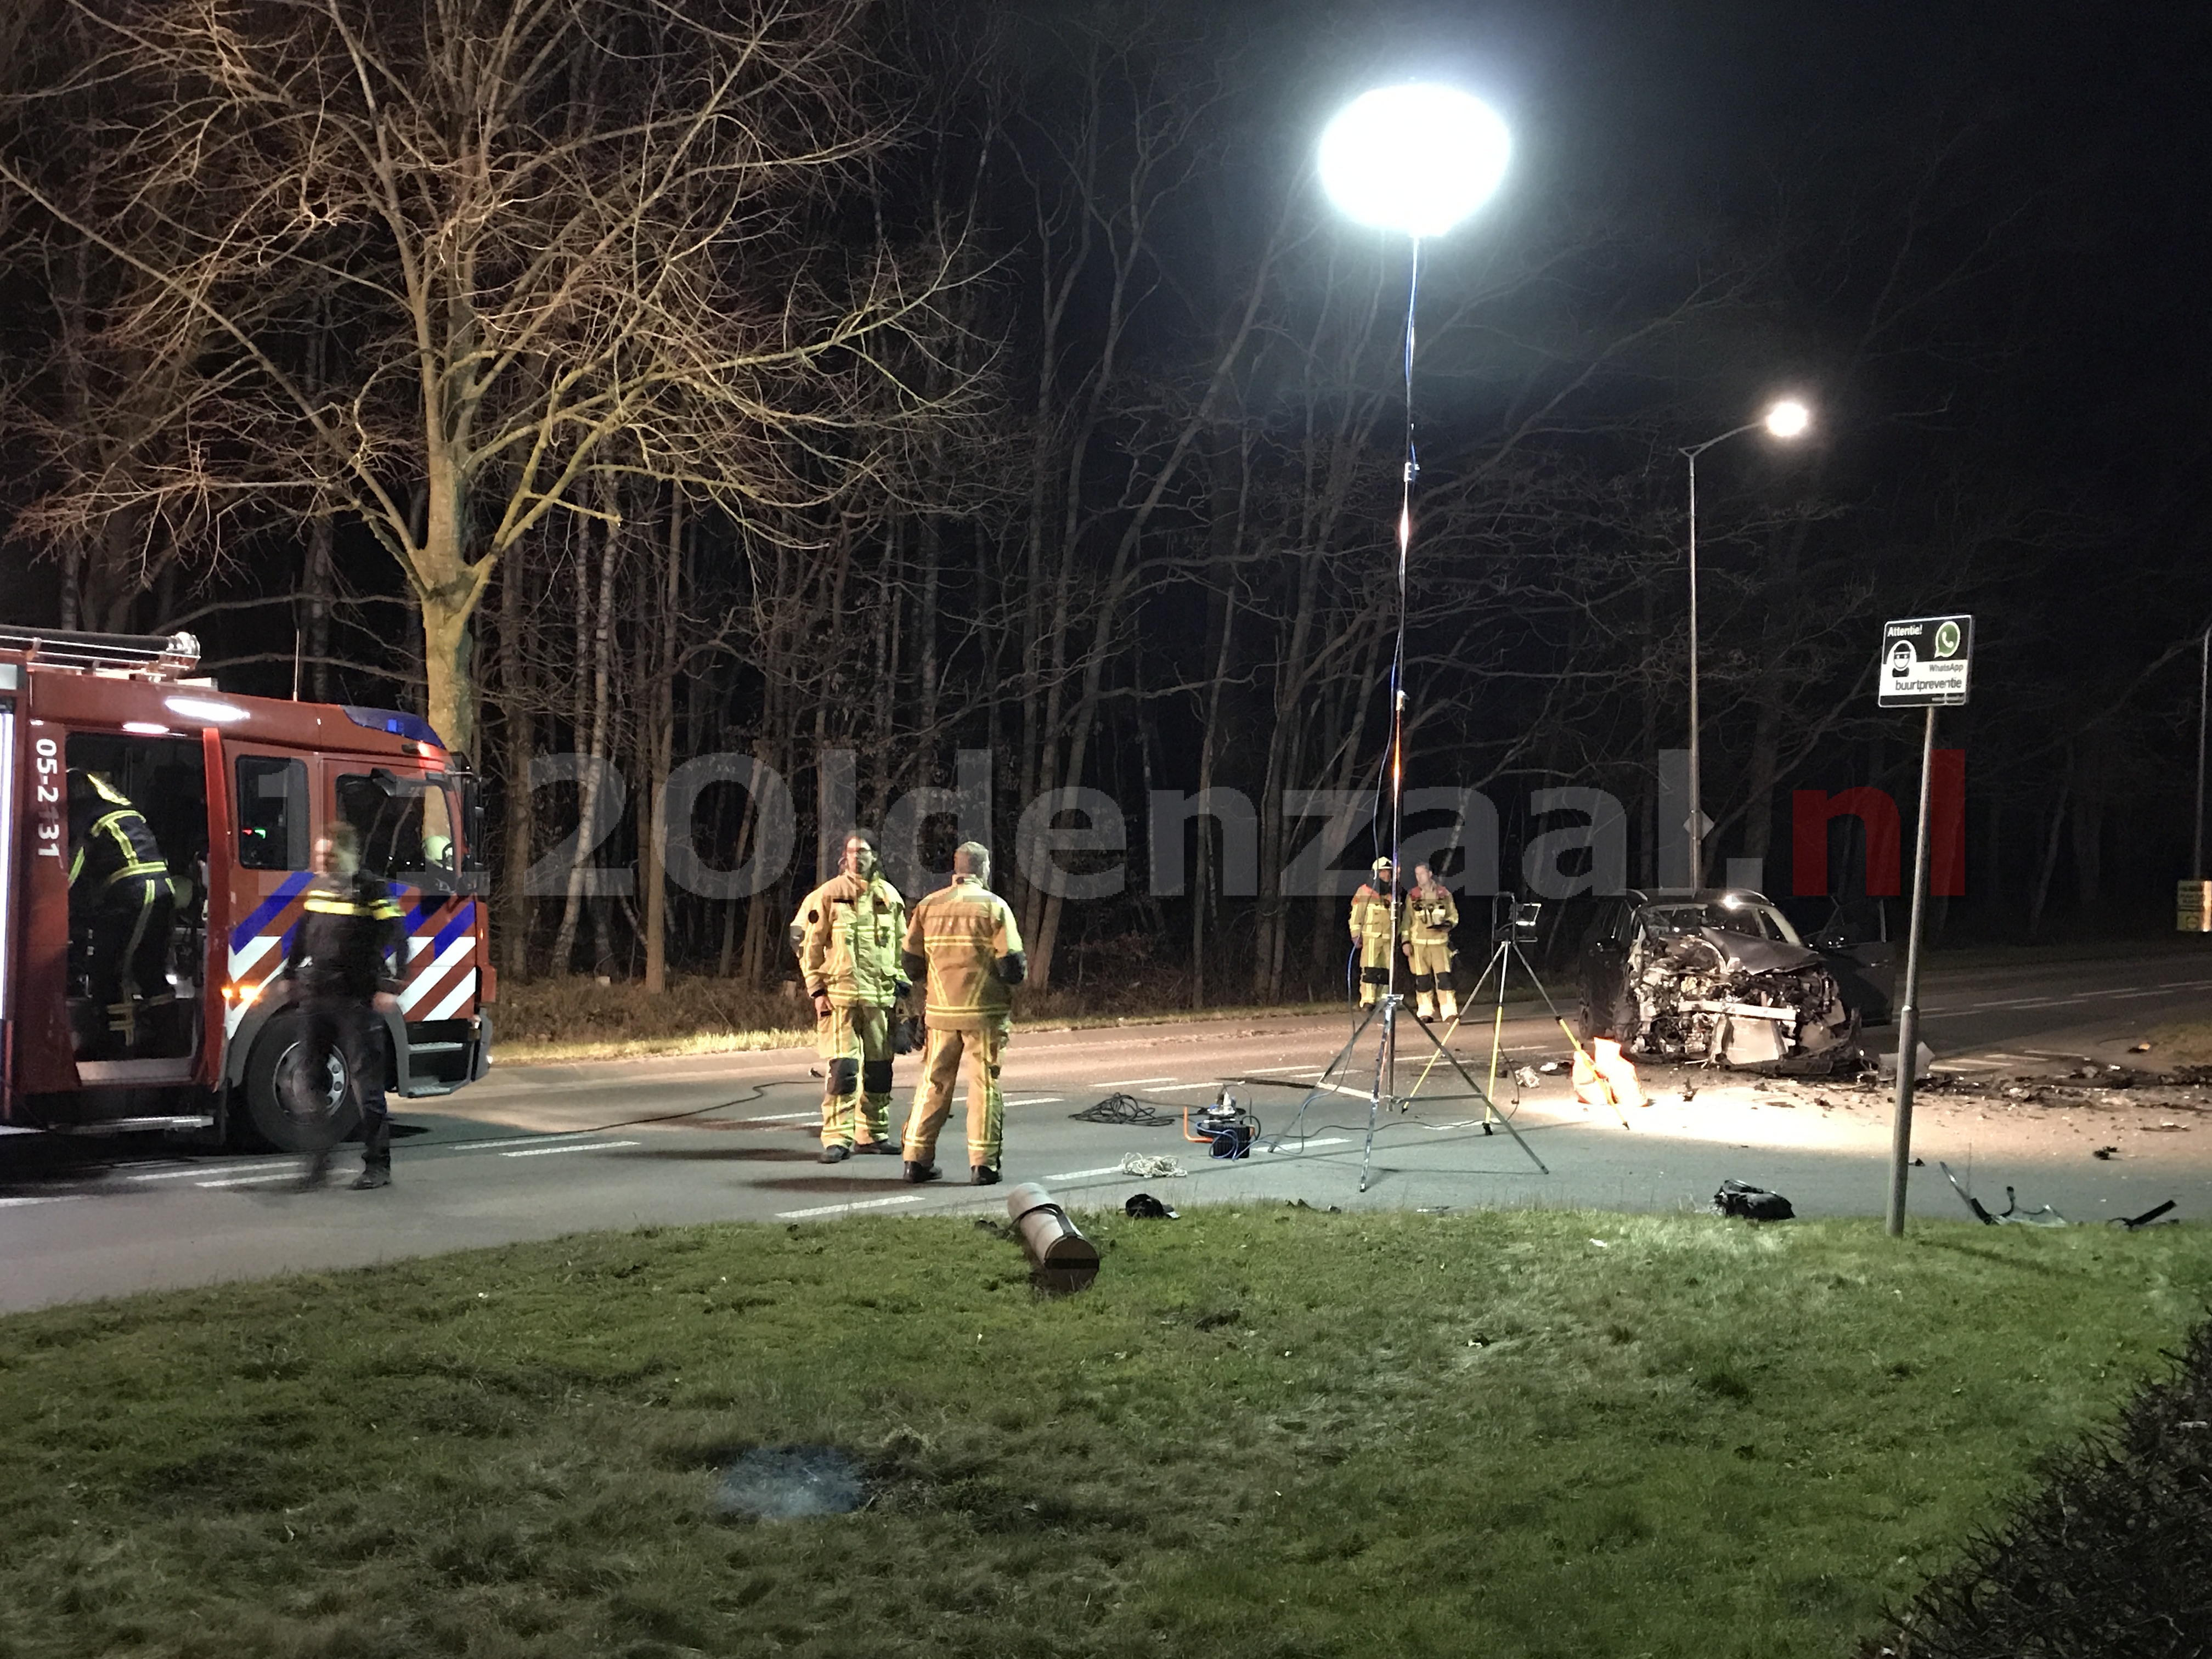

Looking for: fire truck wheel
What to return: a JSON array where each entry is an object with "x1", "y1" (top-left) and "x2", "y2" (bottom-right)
[{"x1": 239, "y1": 1012, "x2": 363, "y2": 1153}]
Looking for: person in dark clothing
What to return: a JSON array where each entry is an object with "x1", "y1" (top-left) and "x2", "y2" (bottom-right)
[
  {"x1": 281, "y1": 825, "x2": 404, "y2": 1189},
  {"x1": 67, "y1": 770, "x2": 177, "y2": 1057}
]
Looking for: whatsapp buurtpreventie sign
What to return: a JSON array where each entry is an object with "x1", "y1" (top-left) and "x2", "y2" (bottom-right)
[{"x1": 1878, "y1": 614, "x2": 1973, "y2": 708}]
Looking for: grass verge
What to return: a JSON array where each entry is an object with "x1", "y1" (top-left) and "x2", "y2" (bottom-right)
[{"x1": 2, "y1": 1212, "x2": 2208, "y2": 1657}]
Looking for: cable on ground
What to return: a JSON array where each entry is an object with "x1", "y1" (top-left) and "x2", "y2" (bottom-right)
[{"x1": 1071, "y1": 1093, "x2": 1172, "y2": 1126}]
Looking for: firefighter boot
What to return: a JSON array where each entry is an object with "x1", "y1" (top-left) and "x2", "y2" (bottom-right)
[
  {"x1": 904, "y1": 1161, "x2": 941, "y2": 1184},
  {"x1": 1437, "y1": 984, "x2": 1460, "y2": 1021},
  {"x1": 1413, "y1": 974, "x2": 1437, "y2": 1021},
  {"x1": 350, "y1": 1160, "x2": 391, "y2": 1190}
]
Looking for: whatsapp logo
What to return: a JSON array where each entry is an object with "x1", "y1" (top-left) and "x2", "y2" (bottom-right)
[{"x1": 1933, "y1": 620, "x2": 1962, "y2": 658}]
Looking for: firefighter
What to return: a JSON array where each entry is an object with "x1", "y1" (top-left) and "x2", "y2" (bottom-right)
[
  {"x1": 1348, "y1": 856, "x2": 1401, "y2": 1007},
  {"x1": 899, "y1": 842, "x2": 1024, "y2": 1186},
  {"x1": 280, "y1": 825, "x2": 405, "y2": 1189},
  {"x1": 789, "y1": 830, "x2": 910, "y2": 1163},
  {"x1": 1404, "y1": 861, "x2": 1460, "y2": 1021},
  {"x1": 66, "y1": 769, "x2": 177, "y2": 1056}
]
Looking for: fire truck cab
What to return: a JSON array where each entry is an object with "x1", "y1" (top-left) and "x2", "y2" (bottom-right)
[{"x1": 0, "y1": 627, "x2": 493, "y2": 1148}]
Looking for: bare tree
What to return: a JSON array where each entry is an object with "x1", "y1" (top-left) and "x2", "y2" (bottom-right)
[{"x1": 1, "y1": 0, "x2": 964, "y2": 755}]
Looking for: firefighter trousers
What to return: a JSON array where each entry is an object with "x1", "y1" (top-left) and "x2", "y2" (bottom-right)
[
  {"x1": 902, "y1": 1023, "x2": 1007, "y2": 1170},
  {"x1": 87, "y1": 878, "x2": 174, "y2": 1053},
  {"x1": 817, "y1": 1001, "x2": 896, "y2": 1148},
  {"x1": 1404, "y1": 941, "x2": 1458, "y2": 1019},
  {"x1": 1358, "y1": 932, "x2": 1395, "y2": 1006},
  {"x1": 298, "y1": 995, "x2": 391, "y2": 1167}
]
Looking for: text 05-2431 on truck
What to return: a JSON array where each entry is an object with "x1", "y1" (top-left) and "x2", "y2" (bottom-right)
[{"x1": 0, "y1": 627, "x2": 493, "y2": 1149}]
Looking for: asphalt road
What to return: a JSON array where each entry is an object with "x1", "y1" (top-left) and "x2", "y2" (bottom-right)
[{"x1": 4, "y1": 946, "x2": 2210, "y2": 1312}]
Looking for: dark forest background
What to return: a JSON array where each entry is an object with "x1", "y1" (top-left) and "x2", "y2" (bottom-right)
[{"x1": 4, "y1": 0, "x2": 2209, "y2": 1003}]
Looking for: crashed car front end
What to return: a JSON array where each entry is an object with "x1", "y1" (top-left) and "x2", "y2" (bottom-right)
[{"x1": 1626, "y1": 925, "x2": 1855, "y2": 1068}]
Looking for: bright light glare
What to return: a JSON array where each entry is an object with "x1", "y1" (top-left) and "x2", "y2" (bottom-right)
[
  {"x1": 121, "y1": 721, "x2": 171, "y2": 737},
  {"x1": 1764, "y1": 399, "x2": 1810, "y2": 438},
  {"x1": 1319, "y1": 84, "x2": 1510, "y2": 238},
  {"x1": 164, "y1": 696, "x2": 248, "y2": 724}
]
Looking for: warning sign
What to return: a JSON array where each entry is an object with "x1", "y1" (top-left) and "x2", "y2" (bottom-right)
[{"x1": 1878, "y1": 614, "x2": 1972, "y2": 708}]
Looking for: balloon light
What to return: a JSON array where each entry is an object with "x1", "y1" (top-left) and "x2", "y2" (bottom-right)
[{"x1": 1318, "y1": 83, "x2": 1511, "y2": 239}]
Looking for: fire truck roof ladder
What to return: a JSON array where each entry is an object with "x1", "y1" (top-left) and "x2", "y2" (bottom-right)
[{"x1": 0, "y1": 627, "x2": 201, "y2": 677}]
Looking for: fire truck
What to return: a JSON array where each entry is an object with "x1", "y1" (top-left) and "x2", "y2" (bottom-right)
[{"x1": 0, "y1": 626, "x2": 493, "y2": 1149}]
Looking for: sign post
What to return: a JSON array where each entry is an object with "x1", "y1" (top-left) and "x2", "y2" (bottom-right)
[{"x1": 1878, "y1": 615, "x2": 1972, "y2": 1238}]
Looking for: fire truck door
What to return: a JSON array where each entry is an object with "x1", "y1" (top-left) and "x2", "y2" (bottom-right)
[
  {"x1": 332, "y1": 768, "x2": 476, "y2": 1033},
  {"x1": 63, "y1": 731, "x2": 208, "y2": 1069}
]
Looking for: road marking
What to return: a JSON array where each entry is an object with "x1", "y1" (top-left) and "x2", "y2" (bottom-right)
[
  {"x1": 499, "y1": 1139, "x2": 640, "y2": 1158},
  {"x1": 728, "y1": 1111, "x2": 820, "y2": 1124},
  {"x1": 1004, "y1": 1096, "x2": 1064, "y2": 1106},
  {"x1": 777, "y1": 1193, "x2": 929, "y2": 1220},
  {"x1": 195, "y1": 1172, "x2": 301, "y2": 1188},
  {"x1": 0, "y1": 1195, "x2": 84, "y2": 1208},
  {"x1": 129, "y1": 1162, "x2": 281, "y2": 1183},
  {"x1": 1088, "y1": 1075, "x2": 1177, "y2": 1088},
  {"x1": 438, "y1": 1133, "x2": 599, "y2": 1153},
  {"x1": 1043, "y1": 1165, "x2": 1139, "y2": 1181},
  {"x1": 1152, "y1": 1082, "x2": 1226, "y2": 1094},
  {"x1": 1259, "y1": 1136, "x2": 1351, "y2": 1152},
  {"x1": 1245, "y1": 1064, "x2": 1318, "y2": 1074}
]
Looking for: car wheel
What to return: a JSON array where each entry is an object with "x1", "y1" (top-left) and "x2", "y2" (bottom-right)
[{"x1": 239, "y1": 1010, "x2": 360, "y2": 1153}]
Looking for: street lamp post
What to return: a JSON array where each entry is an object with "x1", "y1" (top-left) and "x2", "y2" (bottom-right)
[
  {"x1": 1680, "y1": 398, "x2": 1809, "y2": 890},
  {"x1": 1318, "y1": 83, "x2": 1509, "y2": 1188}
]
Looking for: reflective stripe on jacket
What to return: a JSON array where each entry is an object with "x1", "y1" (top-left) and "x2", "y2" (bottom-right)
[
  {"x1": 904, "y1": 876, "x2": 1023, "y2": 1032},
  {"x1": 283, "y1": 874, "x2": 405, "y2": 1000},
  {"x1": 1349, "y1": 883, "x2": 1401, "y2": 947},
  {"x1": 792, "y1": 872, "x2": 909, "y2": 1008},
  {"x1": 68, "y1": 776, "x2": 172, "y2": 896},
  {"x1": 1406, "y1": 884, "x2": 1458, "y2": 946}
]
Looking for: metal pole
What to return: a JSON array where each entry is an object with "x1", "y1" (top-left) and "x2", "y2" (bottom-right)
[
  {"x1": 1685, "y1": 450, "x2": 1700, "y2": 890},
  {"x1": 2195, "y1": 629, "x2": 2208, "y2": 881},
  {"x1": 1886, "y1": 702, "x2": 1939, "y2": 1237},
  {"x1": 1380, "y1": 234, "x2": 1422, "y2": 1133}
]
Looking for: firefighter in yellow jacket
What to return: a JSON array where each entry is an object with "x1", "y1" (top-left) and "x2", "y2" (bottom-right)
[
  {"x1": 1348, "y1": 856, "x2": 1401, "y2": 1007},
  {"x1": 900, "y1": 842, "x2": 1024, "y2": 1186},
  {"x1": 790, "y1": 831, "x2": 910, "y2": 1163},
  {"x1": 67, "y1": 769, "x2": 177, "y2": 1055},
  {"x1": 1404, "y1": 862, "x2": 1460, "y2": 1021}
]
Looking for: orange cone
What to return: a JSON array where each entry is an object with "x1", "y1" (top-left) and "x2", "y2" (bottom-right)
[
  {"x1": 1593, "y1": 1037, "x2": 1647, "y2": 1107},
  {"x1": 1573, "y1": 1046, "x2": 1611, "y2": 1105}
]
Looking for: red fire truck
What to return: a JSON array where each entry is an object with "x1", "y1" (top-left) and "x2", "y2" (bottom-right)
[{"x1": 0, "y1": 626, "x2": 494, "y2": 1149}]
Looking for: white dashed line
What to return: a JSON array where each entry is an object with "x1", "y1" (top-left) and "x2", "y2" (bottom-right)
[
  {"x1": 195, "y1": 1172, "x2": 302, "y2": 1188},
  {"x1": 128, "y1": 1163, "x2": 281, "y2": 1183},
  {"x1": 1088, "y1": 1076, "x2": 1177, "y2": 1088},
  {"x1": 777, "y1": 1193, "x2": 929, "y2": 1220},
  {"x1": 1004, "y1": 1096, "x2": 1065, "y2": 1106},
  {"x1": 499, "y1": 1139, "x2": 640, "y2": 1158},
  {"x1": 0, "y1": 1195, "x2": 84, "y2": 1209}
]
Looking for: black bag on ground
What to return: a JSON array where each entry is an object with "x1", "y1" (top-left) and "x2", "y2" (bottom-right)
[{"x1": 1713, "y1": 1178, "x2": 1795, "y2": 1221}]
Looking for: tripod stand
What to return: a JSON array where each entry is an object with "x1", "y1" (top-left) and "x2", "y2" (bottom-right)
[
  {"x1": 1277, "y1": 974, "x2": 1549, "y2": 1192},
  {"x1": 1410, "y1": 900, "x2": 1632, "y2": 1133}
]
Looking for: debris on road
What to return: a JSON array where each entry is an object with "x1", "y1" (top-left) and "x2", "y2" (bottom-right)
[
  {"x1": 1124, "y1": 1192, "x2": 1177, "y2": 1220},
  {"x1": 1939, "y1": 1161, "x2": 2068, "y2": 1227},
  {"x1": 1118, "y1": 1153, "x2": 1186, "y2": 1180},
  {"x1": 1713, "y1": 1178, "x2": 1795, "y2": 1221},
  {"x1": 2114, "y1": 1199, "x2": 2179, "y2": 1229}
]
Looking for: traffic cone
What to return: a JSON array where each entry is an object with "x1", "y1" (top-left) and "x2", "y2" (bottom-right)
[
  {"x1": 1573, "y1": 1046, "x2": 1611, "y2": 1105},
  {"x1": 1593, "y1": 1037, "x2": 1647, "y2": 1108}
]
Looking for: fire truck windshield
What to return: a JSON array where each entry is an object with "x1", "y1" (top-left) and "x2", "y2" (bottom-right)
[{"x1": 336, "y1": 772, "x2": 459, "y2": 887}]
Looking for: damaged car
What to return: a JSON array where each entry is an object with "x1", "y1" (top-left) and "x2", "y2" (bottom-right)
[{"x1": 1576, "y1": 889, "x2": 1889, "y2": 1070}]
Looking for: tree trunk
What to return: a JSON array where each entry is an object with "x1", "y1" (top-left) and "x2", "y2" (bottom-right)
[
  {"x1": 499, "y1": 544, "x2": 535, "y2": 982},
  {"x1": 552, "y1": 505, "x2": 620, "y2": 975},
  {"x1": 643, "y1": 496, "x2": 682, "y2": 994}
]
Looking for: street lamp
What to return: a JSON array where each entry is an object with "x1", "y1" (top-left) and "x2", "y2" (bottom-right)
[
  {"x1": 1681, "y1": 398, "x2": 1812, "y2": 890},
  {"x1": 1318, "y1": 83, "x2": 1510, "y2": 1189}
]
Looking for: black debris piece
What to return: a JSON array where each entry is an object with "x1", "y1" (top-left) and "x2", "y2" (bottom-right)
[{"x1": 1713, "y1": 1178, "x2": 1795, "y2": 1222}]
